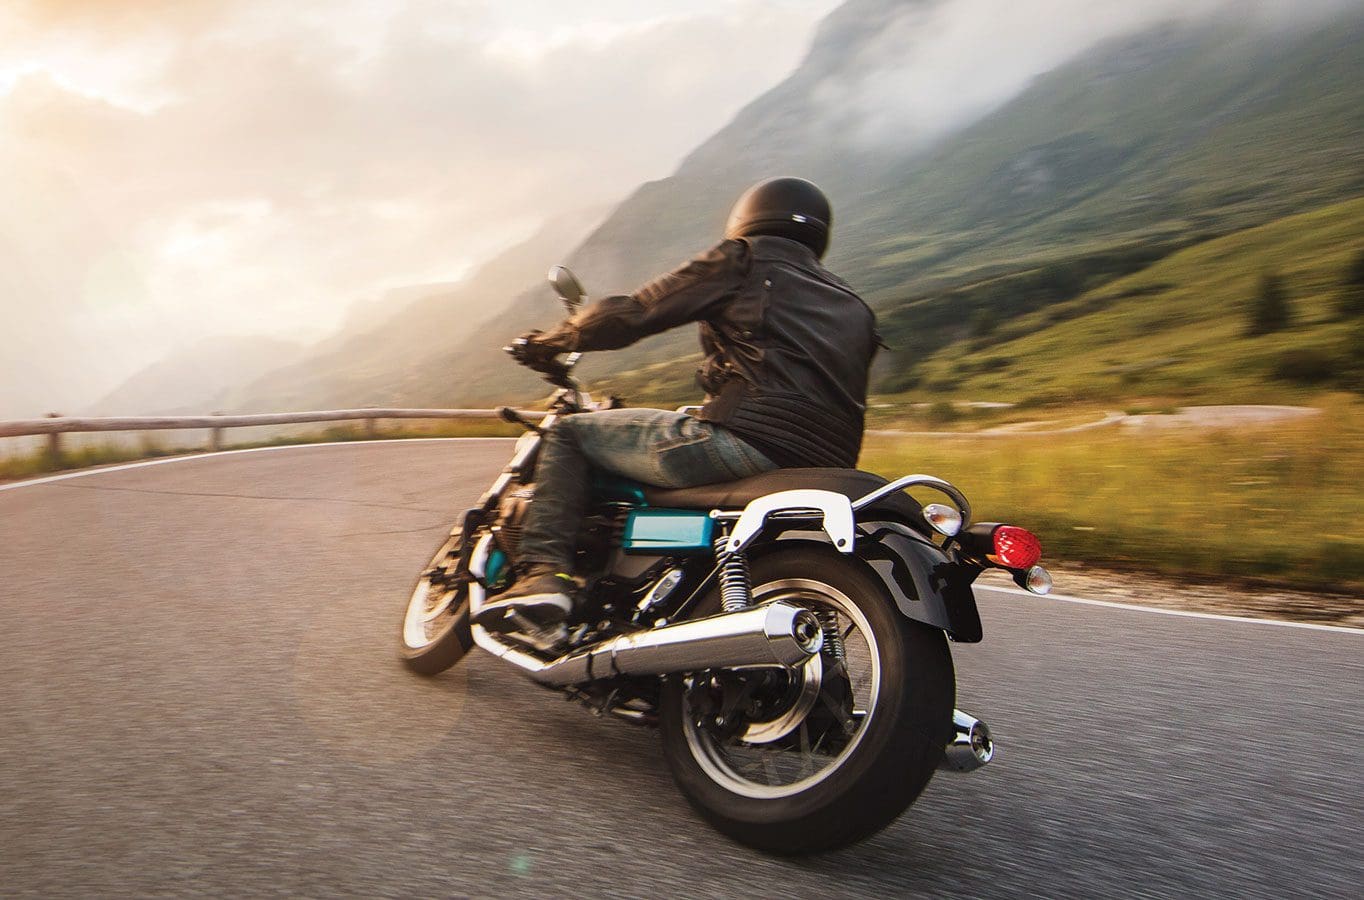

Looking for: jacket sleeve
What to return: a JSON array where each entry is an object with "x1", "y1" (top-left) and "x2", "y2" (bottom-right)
[{"x1": 534, "y1": 240, "x2": 749, "y2": 353}]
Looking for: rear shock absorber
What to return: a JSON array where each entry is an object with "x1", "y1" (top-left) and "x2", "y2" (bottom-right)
[
  {"x1": 819, "y1": 609, "x2": 846, "y2": 669},
  {"x1": 714, "y1": 533, "x2": 752, "y2": 613}
]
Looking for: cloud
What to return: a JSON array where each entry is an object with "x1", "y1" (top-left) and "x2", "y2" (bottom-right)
[
  {"x1": 0, "y1": 1, "x2": 836, "y2": 415},
  {"x1": 11, "y1": 0, "x2": 231, "y2": 36},
  {"x1": 811, "y1": 0, "x2": 1364, "y2": 149},
  {"x1": 4, "y1": 0, "x2": 1353, "y2": 417}
]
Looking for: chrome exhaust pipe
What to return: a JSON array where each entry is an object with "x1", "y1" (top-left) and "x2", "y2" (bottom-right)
[
  {"x1": 470, "y1": 594, "x2": 823, "y2": 687},
  {"x1": 939, "y1": 709, "x2": 994, "y2": 772}
]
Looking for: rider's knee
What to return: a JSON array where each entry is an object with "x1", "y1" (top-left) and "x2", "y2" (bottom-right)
[{"x1": 545, "y1": 412, "x2": 586, "y2": 447}]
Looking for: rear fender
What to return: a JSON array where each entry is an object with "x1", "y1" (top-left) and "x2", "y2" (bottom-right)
[
  {"x1": 767, "y1": 526, "x2": 982, "y2": 642},
  {"x1": 855, "y1": 520, "x2": 982, "y2": 642}
]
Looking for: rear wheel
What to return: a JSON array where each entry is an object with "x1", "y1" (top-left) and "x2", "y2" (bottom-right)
[
  {"x1": 659, "y1": 548, "x2": 953, "y2": 854},
  {"x1": 398, "y1": 529, "x2": 474, "y2": 675}
]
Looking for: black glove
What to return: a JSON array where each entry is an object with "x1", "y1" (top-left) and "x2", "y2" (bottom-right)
[
  {"x1": 507, "y1": 330, "x2": 560, "y2": 367},
  {"x1": 507, "y1": 328, "x2": 553, "y2": 360}
]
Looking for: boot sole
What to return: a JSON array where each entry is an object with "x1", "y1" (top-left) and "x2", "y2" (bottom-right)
[{"x1": 472, "y1": 593, "x2": 572, "y2": 633}]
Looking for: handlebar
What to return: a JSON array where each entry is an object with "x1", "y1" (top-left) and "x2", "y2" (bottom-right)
[{"x1": 503, "y1": 339, "x2": 583, "y2": 391}]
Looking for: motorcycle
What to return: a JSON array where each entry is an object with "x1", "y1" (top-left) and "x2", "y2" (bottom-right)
[{"x1": 398, "y1": 265, "x2": 1053, "y2": 854}]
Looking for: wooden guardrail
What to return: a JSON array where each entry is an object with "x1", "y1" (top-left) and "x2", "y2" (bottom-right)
[{"x1": 0, "y1": 408, "x2": 531, "y2": 467}]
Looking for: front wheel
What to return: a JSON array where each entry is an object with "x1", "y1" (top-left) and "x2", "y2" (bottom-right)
[
  {"x1": 658, "y1": 548, "x2": 954, "y2": 854},
  {"x1": 398, "y1": 529, "x2": 474, "y2": 675}
]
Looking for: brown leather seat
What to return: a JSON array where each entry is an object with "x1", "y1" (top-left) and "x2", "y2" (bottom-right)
[{"x1": 643, "y1": 468, "x2": 925, "y2": 523}]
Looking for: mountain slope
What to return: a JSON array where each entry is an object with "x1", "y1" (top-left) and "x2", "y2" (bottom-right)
[
  {"x1": 230, "y1": 211, "x2": 602, "y2": 411},
  {"x1": 414, "y1": 4, "x2": 1364, "y2": 407},
  {"x1": 91, "y1": 335, "x2": 303, "y2": 416},
  {"x1": 849, "y1": 14, "x2": 1364, "y2": 289},
  {"x1": 900, "y1": 195, "x2": 1364, "y2": 405},
  {"x1": 211, "y1": 1, "x2": 1364, "y2": 412}
]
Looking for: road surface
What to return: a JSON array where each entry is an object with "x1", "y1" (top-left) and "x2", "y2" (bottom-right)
[{"x1": 2, "y1": 440, "x2": 1360, "y2": 898}]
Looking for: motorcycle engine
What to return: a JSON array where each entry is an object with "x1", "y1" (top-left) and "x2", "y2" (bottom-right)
[
  {"x1": 494, "y1": 483, "x2": 534, "y2": 563},
  {"x1": 493, "y1": 482, "x2": 629, "y2": 585}
]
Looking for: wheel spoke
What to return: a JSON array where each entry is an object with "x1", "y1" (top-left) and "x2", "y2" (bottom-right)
[
  {"x1": 761, "y1": 753, "x2": 780, "y2": 785},
  {"x1": 681, "y1": 579, "x2": 882, "y2": 798},
  {"x1": 798, "y1": 722, "x2": 816, "y2": 779},
  {"x1": 401, "y1": 532, "x2": 467, "y2": 653},
  {"x1": 817, "y1": 689, "x2": 858, "y2": 736},
  {"x1": 420, "y1": 589, "x2": 455, "y2": 623}
]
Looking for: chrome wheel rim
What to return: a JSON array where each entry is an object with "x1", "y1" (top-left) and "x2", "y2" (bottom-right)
[
  {"x1": 682, "y1": 579, "x2": 882, "y2": 799},
  {"x1": 401, "y1": 533, "x2": 464, "y2": 650}
]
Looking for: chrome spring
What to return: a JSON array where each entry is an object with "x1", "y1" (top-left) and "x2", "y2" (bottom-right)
[
  {"x1": 819, "y1": 609, "x2": 846, "y2": 668},
  {"x1": 714, "y1": 534, "x2": 752, "y2": 613}
]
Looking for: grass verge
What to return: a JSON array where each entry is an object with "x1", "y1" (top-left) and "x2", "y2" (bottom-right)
[
  {"x1": 858, "y1": 396, "x2": 1364, "y2": 594},
  {"x1": 8, "y1": 408, "x2": 1361, "y2": 598}
]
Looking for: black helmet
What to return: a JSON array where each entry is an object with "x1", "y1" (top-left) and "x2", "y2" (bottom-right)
[{"x1": 724, "y1": 177, "x2": 832, "y2": 258}]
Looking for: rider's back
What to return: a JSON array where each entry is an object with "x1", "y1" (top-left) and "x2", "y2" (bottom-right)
[{"x1": 697, "y1": 235, "x2": 878, "y2": 470}]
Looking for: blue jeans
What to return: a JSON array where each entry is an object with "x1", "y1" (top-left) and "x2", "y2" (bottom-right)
[{"x1": 517, "y1": 408, "x2": 776, "y2": 572}]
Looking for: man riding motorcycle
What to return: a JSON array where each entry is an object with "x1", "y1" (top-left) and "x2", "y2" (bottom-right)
[{"x1": 473, "y1": 176, "x2": 882, "y2": 634}]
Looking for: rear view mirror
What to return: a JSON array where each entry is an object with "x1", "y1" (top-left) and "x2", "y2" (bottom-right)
[{"x1": 548, "y1": 265, "x2": 586, "y2": 313}]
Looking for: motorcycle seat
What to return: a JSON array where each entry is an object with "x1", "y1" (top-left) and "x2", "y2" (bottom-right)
[{"x1": 642, "y1": 468, "x2": 925, "y2": 523}]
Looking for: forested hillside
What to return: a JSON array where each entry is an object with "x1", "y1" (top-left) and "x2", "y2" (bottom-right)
[{"x1": 238, "y1": 1, "x2": 1364, "y2": 411}]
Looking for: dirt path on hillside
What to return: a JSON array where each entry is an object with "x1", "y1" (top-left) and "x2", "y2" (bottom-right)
[
  {"x1": 1120, "y1": 405, "x2": 1321, "y2": 430},
  {"x1": 870, "y1": 404, "x2": 1320, "y2": 438}
]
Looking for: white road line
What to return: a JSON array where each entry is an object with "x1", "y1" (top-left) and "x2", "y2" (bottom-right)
[
  {"x1": 977, "y1": 584, "x2": 1363, "y2": 635},
  {"x1": 0, "y1": 438, "x2": 515, "y2": 493},
  {"x1": 5, "y1": 443, "x2": 1359, "y2": 635}
]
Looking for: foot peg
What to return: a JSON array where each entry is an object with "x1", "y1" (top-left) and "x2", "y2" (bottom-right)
[{"x1": 502, "y1": 617, "x2": 570, "y2": 654}]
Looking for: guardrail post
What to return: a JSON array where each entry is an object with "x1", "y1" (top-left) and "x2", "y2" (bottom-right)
[
  {"x1": 45, "y1": 412, "x2": 62, "y2": 469},
  {"x1": 365, "y1": 417, "x2": 378, "y2": 438},
  {"x1": 209, "y1": 412, "x2": 224, "y2": 452}
]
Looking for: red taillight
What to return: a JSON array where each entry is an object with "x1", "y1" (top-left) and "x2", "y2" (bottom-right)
[{"x1": 992, "y1": 526, "x2": 1041, "y2": 569}]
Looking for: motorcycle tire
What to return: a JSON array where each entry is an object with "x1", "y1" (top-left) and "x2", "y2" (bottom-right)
[
  {"x1": 398, "y1": 529, "x2": 474, "y2": 676},
  {"x1": 658, "y1": 547, "x2": 954, "y2": 854}
]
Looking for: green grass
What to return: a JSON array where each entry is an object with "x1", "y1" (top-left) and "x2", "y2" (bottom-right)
[
  {"x1": 0, "y1": 443, "x2": 169, "y2": 481},
  {"x1": 859, "y1": 396, "x2": 1364, "y2": 592},
  {"x1": 893, "y1": 196, "x2": 1364, "y2": 406},
  {"x1": 8, "y1": 407, "x2": 1362, "y2": 593}
]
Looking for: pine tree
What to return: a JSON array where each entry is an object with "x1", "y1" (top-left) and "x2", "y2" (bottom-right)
[
  {"x1": 1337, "y1": 247, "x2": 1364, "y2": 319},
  {"x1": 969, "y1": 307, "x2": 995, "y2": 339},
  {"x1": 1246, "y1": 273, "x2": 1291, "y2": 336}
]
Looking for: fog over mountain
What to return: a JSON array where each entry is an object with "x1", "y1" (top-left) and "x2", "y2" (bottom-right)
[
  {"x1": 352, "y1": 0, "x2": 1361, "y2": 410},
  {"x1": 3, "y1": 0, "x2": 1359, "y2": 418},
  {"x1": 0, "y1": 0, "x2": 837, "y2": 418},
  {"x1": 798, "y1": 0, "x2": 1360, "y2": 150}
]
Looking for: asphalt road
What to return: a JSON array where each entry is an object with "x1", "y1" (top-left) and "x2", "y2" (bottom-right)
[{"x1": 2, "y1": 440, "x2": 1360, "y2": 899}]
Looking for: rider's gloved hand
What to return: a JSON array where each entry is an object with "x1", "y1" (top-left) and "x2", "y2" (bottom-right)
[{"x1": 507, "y1": 330, "x2": 562, "y2": 369}]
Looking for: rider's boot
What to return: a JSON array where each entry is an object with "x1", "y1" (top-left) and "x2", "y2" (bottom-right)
[{"x1": 473, "y1": 564, "x2": 576, "y2": 634}]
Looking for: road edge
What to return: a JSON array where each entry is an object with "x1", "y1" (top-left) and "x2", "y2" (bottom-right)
[
  {"x1": 5, "y1": 437, "x2": 1358, "y2": 636},
  {"x1": 0, "y1": 437, "x2": 516, "y2": 493},
  {"x1": 978, "y1": 585, "x2": 1363, "y2": 635}
]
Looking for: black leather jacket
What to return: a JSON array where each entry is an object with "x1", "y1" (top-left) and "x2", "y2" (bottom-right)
[{"x1": 535, "y1": 235, "x2": 880, "y2": 468}]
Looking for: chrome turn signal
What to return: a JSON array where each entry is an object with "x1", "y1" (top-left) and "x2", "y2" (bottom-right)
[
  {"x1": 1020, "y1": 565, "x2": 1052, "y2": 595},
  {"x1": 922, "y1": 503, "x2": 963, "y2": 537}
]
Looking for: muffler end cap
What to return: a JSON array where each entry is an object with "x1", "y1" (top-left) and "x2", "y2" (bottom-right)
[{"x1": 940, "y1": 710, "x2": 994, "y2": 772}]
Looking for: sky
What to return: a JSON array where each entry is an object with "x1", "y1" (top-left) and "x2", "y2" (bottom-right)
[
  {"x1": 1, "y1": 0, "x2": 1356, "y2": 417},
  {"x1": 0, "y1": 0, "x2": 838, "y2": 415}
]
